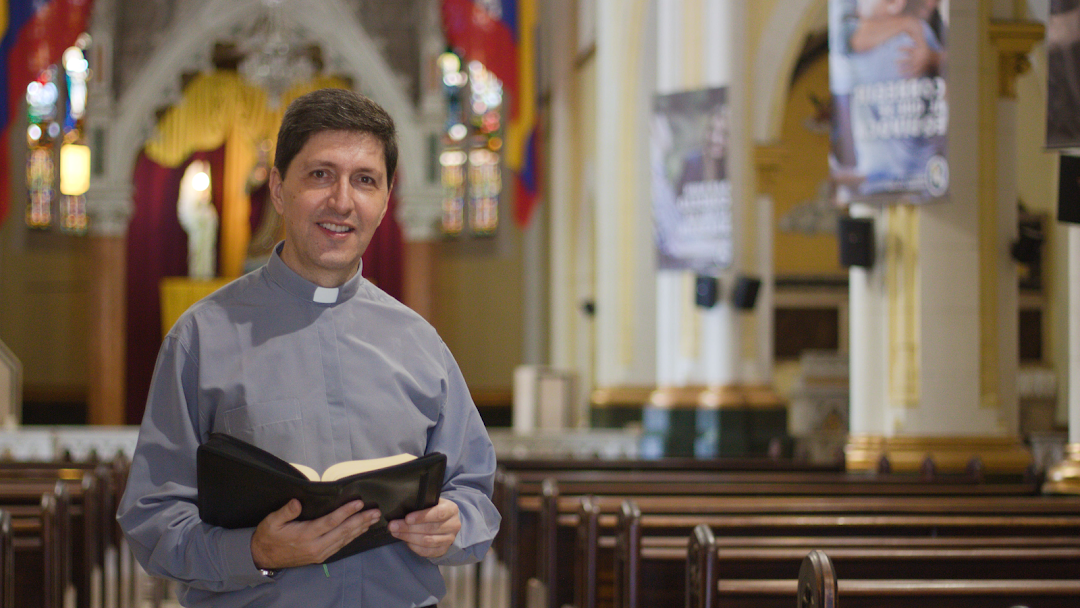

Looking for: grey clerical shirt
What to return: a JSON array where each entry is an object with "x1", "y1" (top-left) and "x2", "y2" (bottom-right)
[{"x1": 117, "y1": 244, "x2": 501, "y2": 607}]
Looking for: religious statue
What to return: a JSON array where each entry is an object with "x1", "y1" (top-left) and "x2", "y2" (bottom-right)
[{"x1": 177, "y1": 160, "x2": 218, "y2": 280}]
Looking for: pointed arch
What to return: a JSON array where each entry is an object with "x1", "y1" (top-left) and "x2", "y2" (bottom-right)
[
  {"x1": 752, "y1": 0, "x2": 826, "y2": 142},
  {"x1": 108, "y1": 0, "x2": 424, "y2": 204}
]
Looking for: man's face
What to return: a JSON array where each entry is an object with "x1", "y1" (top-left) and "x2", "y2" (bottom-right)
[{"x1": 270, "y1": 130, "x2": 392, "y2": 287}]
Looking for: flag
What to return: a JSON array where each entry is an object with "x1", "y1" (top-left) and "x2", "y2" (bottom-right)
[
  {"x1": 441, "y1": 0, "x2": 518, "y2": 112},
  {"x1": 513, "y1": 123, "x2": 540, "y2": 227},
  {"x1": 442, "y1": 0, "x2": 542, "y2": 228},
  {"x1": 0, "y1": 0, "x2": 94, "y2": 226}
]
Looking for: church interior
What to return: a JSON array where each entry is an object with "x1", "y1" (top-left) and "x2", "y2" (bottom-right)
[{"x1": 1, "y1": 0, "x2": 1080, "y2": 606}]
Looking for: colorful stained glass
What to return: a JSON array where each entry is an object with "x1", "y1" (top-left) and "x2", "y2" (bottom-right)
[
  {"x1": 26, "y1": 148, "x2": 54, "y2": 228},
  {"x1": 59, "y1": 195, "x2": 87, "y2": 233},
  {"x1": 439, "y1": 54, "x2": 503, "y2": 237},
  {"x1": 440, "y1": 150, "x2": 466, "y2": 235},
  {"x1": 468, "y1": 149, "x2": 499, "y2": 234}
]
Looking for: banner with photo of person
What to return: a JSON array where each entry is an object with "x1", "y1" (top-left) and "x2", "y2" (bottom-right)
[
  {"x1": 651, "y1": 87, "x2": 733, "y2": 272},
  {"x1": 828, "y1": 0, "x2": 949, "y2": 204}
]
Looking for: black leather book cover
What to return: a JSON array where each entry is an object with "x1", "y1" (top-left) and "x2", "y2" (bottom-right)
[{"x1": 196, "y1": 432, "x2": 446, "y2": 561}]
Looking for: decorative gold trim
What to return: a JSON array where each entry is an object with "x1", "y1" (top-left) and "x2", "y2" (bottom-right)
[
  {"x1": 648, "y1": 385, "x2": 707, "y2": 409},
  {"x1": 886, "y1": 205, "x2": 919, "y2": 407},
  {"x1": 699, "y1": 384, "x2": 785, "y2": 409},
  {"x1": 590, "y1": 386, "x2": 656, "y2": 408},
  {"x1": 987, "y1": 21, "x2": 1045, "y2": 98},
  {"x1": 1043, "y1": 444, "x2": 1080, "y2": 495},
  {"x1": 845, "y1": 434, "x2": 1033, "y2": 474}
]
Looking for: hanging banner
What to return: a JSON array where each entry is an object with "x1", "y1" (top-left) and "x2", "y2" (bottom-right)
[
  {"x1": 1047, "y1": 0, "x2": 1080, "y2": 149},
  {"x1": 651, "y1": 87, "x2": 732, "y2": 272},
  {"x1": 828, "y1": 0, "x2": 949, "y2": 204}
]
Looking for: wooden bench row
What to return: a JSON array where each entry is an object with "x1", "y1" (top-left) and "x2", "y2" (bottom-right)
[
  {"x1": 792, "y1": 548, "x2": 1080, "y2": 608},
  {"x1": 490, "y1": 455, "x2": 1075, "y2": 608},
  {"x1": 0, "y1": 456, "x2": 134, "y2": 608},
  {"x1": 505, "y1": 472, "x2": 1063, "y2": 608}
]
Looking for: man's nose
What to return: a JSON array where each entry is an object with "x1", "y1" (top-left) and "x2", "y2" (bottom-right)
[{"x1": 326, "y1": 179, "x2": 353, "y2": 214}]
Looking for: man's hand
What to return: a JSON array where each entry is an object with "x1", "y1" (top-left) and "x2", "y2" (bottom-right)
[
  {"x1": 388, "y1": 498, "x2": 461, "y2": 558},
  {"x1": 251, "y1": 499, "x2": 381, "y2": 569}
]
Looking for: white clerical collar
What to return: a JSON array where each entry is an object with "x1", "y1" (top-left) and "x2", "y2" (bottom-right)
[{"x1": 313, "y1": 287, "x2": 339, "y2": 304}]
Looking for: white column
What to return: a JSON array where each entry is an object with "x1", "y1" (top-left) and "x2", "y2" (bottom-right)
[
  {"x1": 595, "y1": 0, "x2": 657, "y2": 388},
  {"x1": 994, "y1": 94, "x2": 1020, "y2": 433},
  {"x1": 847, "y1": 203, "x2": 888, "y2": 435},
  {"x1": 654, "y1": 0, "x2": 741, "y2": 388}
]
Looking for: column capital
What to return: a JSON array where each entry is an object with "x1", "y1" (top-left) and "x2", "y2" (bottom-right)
[
  {"x1": 753, "y1": 143, "x2": 787, "y2": 192},
  {"x1": 86, "y1": 181, "x2": 134, "y2": 238},
  {"x1": 987, "y1": 20, "x2": 1045, "y2": 99}
]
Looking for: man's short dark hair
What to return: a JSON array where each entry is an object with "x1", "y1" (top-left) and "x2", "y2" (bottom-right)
[{"x1": 274, "y1": 88, "x2": 398, "y2": 183}]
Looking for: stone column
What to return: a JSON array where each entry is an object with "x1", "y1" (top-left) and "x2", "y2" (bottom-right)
[
  {"x1": 85, "y1": 0, "x2": 131, "y2": 425},
  {"x1": 844, "y1": 5, "x2": 1038, "y2": 474},
  {"x1": 593, "y1": 0, "x2": 657, "y2": 391},
  {"x1": 644, "y1": 0, "x2": 783, "y2": 458},
  {"x1": 399, "y1": 0, "x2": 451, "y2": 322},
  {"x1": 86, "y1": 182, "x2": 133, "y2": 426},
  {"x1": 1044, "y1": 225, "x2": 1080, "y2": 493}
]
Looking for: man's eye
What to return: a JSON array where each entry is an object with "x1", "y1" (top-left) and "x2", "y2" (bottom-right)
[{"x1": 312, "y1": 170, "x2": 327, "y2": 179}]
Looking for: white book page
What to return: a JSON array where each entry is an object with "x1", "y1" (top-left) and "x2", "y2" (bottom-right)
[{"x1": 290, "y1": 453, "x2": 417, "y2": 482}]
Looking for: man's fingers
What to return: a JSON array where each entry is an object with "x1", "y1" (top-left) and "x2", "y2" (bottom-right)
[
  {"x1": 264, "y1": 499, "x2": 303, "y2": 527},
  {"x1": 405, "y1": 497, "x2": 459, "y2": 525},
  {"x1": 308, "y1": 500, "x2": 367, "y2": 534}
]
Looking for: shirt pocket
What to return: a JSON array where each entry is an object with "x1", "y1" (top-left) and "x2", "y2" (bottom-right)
[{"x1": 220, "y1": 398, "x2": 307, "y2": 461}]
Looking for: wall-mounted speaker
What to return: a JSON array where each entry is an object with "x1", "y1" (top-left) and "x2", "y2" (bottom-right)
[
  {"x1": 838, "y1": 216, "x2": 875, "y2": 268},
  {"x1": 694, "y1": 275, "x2": 719, "y2": 308},
  {"x1": 732, "y1": 276, "x2": 761, "y2": 310},
  {"x1": 1059, "y1": 155, "x2": 1080, "y2": 225}
]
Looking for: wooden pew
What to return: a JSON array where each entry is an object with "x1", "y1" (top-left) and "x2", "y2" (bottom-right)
[
  {"x1": 688, "y1": 525, "x2": 1080, "y2": 608},
  {"x1": 0, "y1": 457, "x2": 131, "y2": 608},
  {"x1": 509, "y1": 473, "x2": 1049, "y2": 608},
  {"x1": 539, "y1": 484, "x2": 1080, "y2": 608},
  {"x1": 0, "y1": 510, "x2": 12, "y2": 608},
  {"x1": 5, "y1": 483, "x2": 71, "y2": 608},
  {"x1": 0, "y1": 473, "x2": 103, "y2": 608},
  {"x1": 791, "y1": 548, "x2": 1080, "y2": 608}
]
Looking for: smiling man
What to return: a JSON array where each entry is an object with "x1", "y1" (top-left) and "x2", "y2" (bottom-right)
[{"x1": 118, "y1": 89, "x2": 501, "y2": 608}]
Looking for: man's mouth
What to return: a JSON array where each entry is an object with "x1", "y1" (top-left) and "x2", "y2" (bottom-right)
[{"x1": 318, "y1": 222, "x2": 353, "y2": 234}]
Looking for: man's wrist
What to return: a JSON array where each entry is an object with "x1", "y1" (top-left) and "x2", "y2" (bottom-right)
[{"x1": 259, "y1": 567, "x2": 281, "y2": 579}]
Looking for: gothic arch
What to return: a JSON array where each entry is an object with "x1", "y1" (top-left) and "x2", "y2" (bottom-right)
[
  {"x1": 752, "y1": 0, "x2": 826, "y2": 142},
  {"x1": 107, "y1": 0, "x2": 426, "y2": 204}
]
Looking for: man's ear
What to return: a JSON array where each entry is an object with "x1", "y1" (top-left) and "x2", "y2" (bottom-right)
[{"x1": 269, "y1": 167, "x2": 285, "y2": 214}]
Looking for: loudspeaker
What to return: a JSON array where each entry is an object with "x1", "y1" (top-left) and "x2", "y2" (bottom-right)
[
  {"x1": 838, "y1": 216, "x2": 875, "y2": 268},
  {"x1": 732, "y1": 276, "x2": 761, "y2": 310},
  {"x1": 694, "y1": 275, "x2": 719, "y2": 308},
  {"x1": 1010, "y1": 222, "x2": 1043, "y2": 264},
  {"x1": 1059, "y1": 155, "x2": 1080, "y2": 224}
]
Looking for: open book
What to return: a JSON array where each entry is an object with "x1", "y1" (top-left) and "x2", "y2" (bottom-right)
[{"x1": 197, "y1": 433, "x2": 446, "y2": 561}]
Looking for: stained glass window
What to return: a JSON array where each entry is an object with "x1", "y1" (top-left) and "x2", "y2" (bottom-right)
[
  {"x1": 60, "y1": 42, "x2": 91, "y2": 234},
  {"x1": 25, "y1": 68, "x2": 59, "y2": 229},
  {"x1": 25, "y1": 34, "x2": 91, "y2": 234},
  {"x1": 438, "y1": 52, "x2": 503, "y2": 237}
]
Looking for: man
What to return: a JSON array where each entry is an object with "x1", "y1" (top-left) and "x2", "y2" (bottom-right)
[{"x1": 118, "y1": 88, "x2": 501, "y2": 607}]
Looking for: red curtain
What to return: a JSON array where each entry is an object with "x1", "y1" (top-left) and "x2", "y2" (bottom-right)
[
  {"x1": 361, "y1": 186, "x2": 404, "y2": 302},
  {"x1": 125, "y1": 147, "x2": 225, "y2": 424}
]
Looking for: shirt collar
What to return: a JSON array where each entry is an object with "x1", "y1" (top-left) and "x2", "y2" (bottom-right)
[{"x1": 266, "y1": 241, "x2": 363, "y2": 305}]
